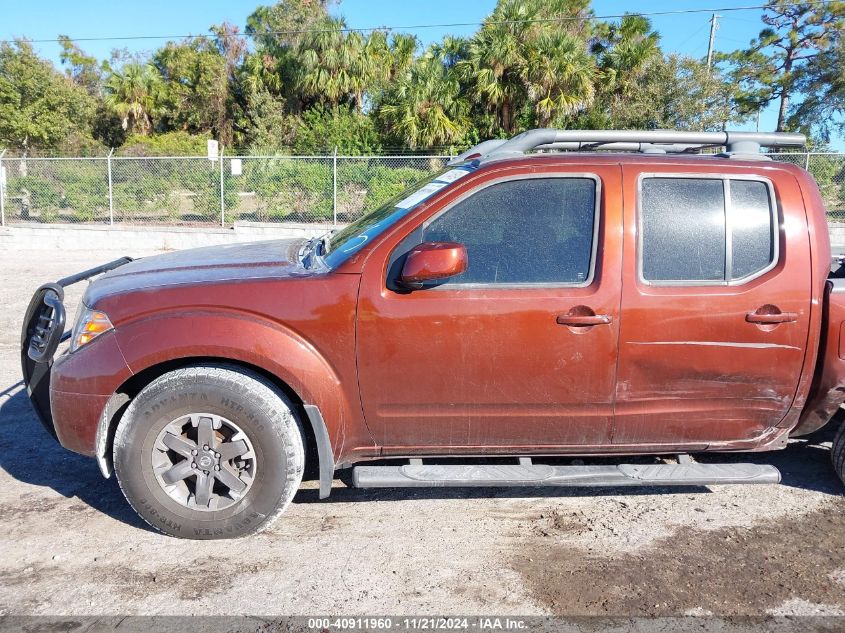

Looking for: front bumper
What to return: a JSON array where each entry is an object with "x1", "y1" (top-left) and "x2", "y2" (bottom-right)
[{"x1": 20, "y1": 257, "x2": 133, "y2": 448}]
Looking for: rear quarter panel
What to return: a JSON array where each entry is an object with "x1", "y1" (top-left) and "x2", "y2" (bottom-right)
[{"x1": 794, "y1": 170, "x2": 839, "y2": 436}]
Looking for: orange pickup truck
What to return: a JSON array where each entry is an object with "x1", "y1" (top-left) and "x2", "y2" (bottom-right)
[{"x1": 21, "y1": 129, "x2": 845, "y2": 539}]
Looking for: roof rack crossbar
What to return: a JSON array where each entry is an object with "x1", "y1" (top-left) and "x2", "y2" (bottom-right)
[
  {"x1": 482, "y1": 128, "x2": 806, "y2": 160},
  {"x1": 534, "y1": 141, "x2": 717, "y2": 154}
]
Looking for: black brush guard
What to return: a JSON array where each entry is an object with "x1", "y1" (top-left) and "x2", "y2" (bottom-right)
[{"x1": 20, "y1": 257, "x2": 133, "y2": 439}]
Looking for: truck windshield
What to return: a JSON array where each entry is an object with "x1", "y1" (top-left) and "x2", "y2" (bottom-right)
[{"x1": 322, "y1": 165, "x2": 475, "y2": 268}]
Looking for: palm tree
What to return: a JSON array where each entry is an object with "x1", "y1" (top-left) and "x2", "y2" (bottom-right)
[
  {"x1": 349, "y1": 30, "x2": 391, "y2": 111},
  {"x1": 523, "y1": 32, "x2": 597, "y2": 127},
  {"x1": 455, "y1": 0, "x2": 597, "y2": 135},
  {"x1": 431, "y1": 35, "x2": 468, "y2": 69},
  {"x1": 103, "y1": 62, "x2": 161, "y2": 135},
  {"x1": 378, "y1": 49, "x2": 469, "y2": 149},
  {"x1": 294, "y1": 17, "x2": 351, "y2": 107},
  {"x1": 592, "y1": 14, "x2": 662, "y2": 122},
  {"x1": 456, "y1": 1, "x2": 531, "y2": 136},
  {"x1": 293, "y1": 20, "x2": 406, "y2": 113},
  {"x1": 389, "y1": 33, "x2": 419, "y2": 80},
  {"x1": 239, "y1": 51, "x2": 284, "y2": 98}
]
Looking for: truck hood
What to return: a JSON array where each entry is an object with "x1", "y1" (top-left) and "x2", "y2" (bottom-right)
[{"x1": 82, "y1": 239, "x2": 312, "y2": 305}]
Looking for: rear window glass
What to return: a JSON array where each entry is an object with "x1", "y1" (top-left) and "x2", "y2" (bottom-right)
[
  {"x1": 640, "y1": 177, "x2": 776, "y2": 284},
  {"x1": 730, "y1": 180, "x2": 775, "y2": 279},
  {"x1": 641, "y1": 178, "x2": 726, "y2": 282}
]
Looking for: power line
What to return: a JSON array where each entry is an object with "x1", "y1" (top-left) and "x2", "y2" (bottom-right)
[
  {"x1": 2, "y1": 1, "x2": 836, "y2": 45},
  {"x1": 676, "y1": 19, "x2": 713, "y2": 55}
]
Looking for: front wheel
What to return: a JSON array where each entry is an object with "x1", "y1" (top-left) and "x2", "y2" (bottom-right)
[{"x1": 113, "y1": 365, "x2": 305, "y2": 539}]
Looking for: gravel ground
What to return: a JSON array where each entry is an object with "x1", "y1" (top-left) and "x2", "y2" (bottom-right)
[{"x1": 1, "y1": 248, "x2": 844, "y2": 617}]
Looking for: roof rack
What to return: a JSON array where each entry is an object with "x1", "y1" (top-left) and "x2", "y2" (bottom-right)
[{"x1": 449, "y1": 128, "x2": 807, "y2": 164}]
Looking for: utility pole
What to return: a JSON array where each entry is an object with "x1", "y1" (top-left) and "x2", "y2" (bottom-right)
[{"x1": 706, "y1": 13, "x2": 720, "y2": 75}]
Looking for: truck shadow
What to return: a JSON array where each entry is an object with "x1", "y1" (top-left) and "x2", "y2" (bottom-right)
[
  {"x1": 0, "y1": 382, "x2": 152, "y2": 532},
  {"x1": 1, "y1": 379, "x2": 841, "y2": 518}
]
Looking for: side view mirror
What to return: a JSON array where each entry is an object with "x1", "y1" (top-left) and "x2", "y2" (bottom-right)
[{"x1": 400, "y1": 242, "x2": 468, "y2": 289}]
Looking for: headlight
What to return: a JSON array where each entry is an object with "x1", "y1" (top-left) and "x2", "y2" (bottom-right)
[{"x1": 70, "y1": 305, "x2": 114, "y2": 352}]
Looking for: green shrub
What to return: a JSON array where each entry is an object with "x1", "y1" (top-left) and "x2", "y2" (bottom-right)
[
  {"x1": 112, "y1": 177, "x2": 178, "y2": 221},
  {"x1": 363, "y1": 165, "x2": 431, "y2": 211},
  {"x1": 245, "y1": 158, "x2": 333, "y2": 222},
  {"x1": 191, "y1": 171, "x2": 240, "y2": 220},
  {"x1": 9, "y1": 176, "x2": 61, "y2": 214},
  {"x1": 808, "y1": 155, "x2": 845, "y2": 214},
  {"x1": 290, "y1": 106, "x2": 382, "y2": 156},
  {"x1": 117, "y1": 131, "x2": 212, "y2": 157}
]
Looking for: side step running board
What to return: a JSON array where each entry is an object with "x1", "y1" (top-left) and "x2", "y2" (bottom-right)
[{"x1": 352, "y1": 462, "x2": 781, "y2": 489}]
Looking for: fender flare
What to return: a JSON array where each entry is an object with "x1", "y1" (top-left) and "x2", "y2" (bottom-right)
[
  {"x1": 303, "y1": 404, "x2": 335, "y2": 499},
  {"x1": 95, "y1": 393, "x2": 336, "y2": 498},
  {"x1": 93, "y1": 309, "x2": 371, "y2": 495}
]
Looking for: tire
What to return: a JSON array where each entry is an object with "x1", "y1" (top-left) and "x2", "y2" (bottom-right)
[
  {"x1": 833, "y1": 421, "x2": 845, "y2": 487},
  {"x1": 113, "y1": 365, "x2": 305, "y2": 539}
]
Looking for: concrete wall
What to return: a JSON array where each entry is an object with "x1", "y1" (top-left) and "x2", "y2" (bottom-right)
[
  {"x1": 829, "y1": 223, "x2": 845, "y2": 254},
  {"x1": 3, "y1": 220, "x2": 845, "y2": 254},
  {"x1": 0, "y1": 221, "x2": 337, "y2": 251}
]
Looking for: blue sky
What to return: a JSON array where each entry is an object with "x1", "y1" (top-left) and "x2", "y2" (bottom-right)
[{"x1": 2, "y1": 0, "x2": 839, "y2": 149}]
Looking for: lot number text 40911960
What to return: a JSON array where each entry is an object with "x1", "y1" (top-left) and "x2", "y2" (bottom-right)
[{"x1": 307, "y1": 617, "x2": 528, "y2": 630}]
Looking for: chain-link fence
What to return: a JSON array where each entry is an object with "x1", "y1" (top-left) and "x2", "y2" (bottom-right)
[
  {"x1": 769, "y1": 153, "x2": 845, "y2": 221},
  {"x1": 0, "y1": 153, "x2": 451, "y2": 227},
  {"x1": 1, "y1": 151, "x2": 844, "y2": 226}
]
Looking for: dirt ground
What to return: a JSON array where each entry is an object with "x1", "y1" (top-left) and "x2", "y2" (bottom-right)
[{"x1": 1, "y1": 249, "x2": 845, "y2": 617}]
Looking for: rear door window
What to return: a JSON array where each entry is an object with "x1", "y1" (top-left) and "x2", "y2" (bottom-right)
[
  {"x1": 641, "y1": 178, "x2": 726, "y2": 282},
  {"x1": 640, "y1": 176, "x2": 777, "y2": 285},
  {"x1": 730, "y1": 179, "x2": 776, "y2": 280}
]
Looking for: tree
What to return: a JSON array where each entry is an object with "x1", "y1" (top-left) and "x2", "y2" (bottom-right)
[
  {"x1": 151, "y1": 28, "x2": 245, "y2": 144},
  {"x1": 629, "y1": 55, "x2": 735, "y2": 130},
  {"x1": 293, "y1": 17, "x2": 358, "y2": 108},
  {"x1": 246, "y1": 0, "x2": 335, "y2": 52},
  {"x1": 103, "y1": 61, "x2": 162, "y2": 136},
  {"x1": 58, "y1": 35, "x2": 104, "y2": 96},
  {"x1": 721, "y1": 0, "x2": 845, "y2": 131},
  {"x1": 388, "y1": 34, "x2": 418, "y2": 82},
  {"x1": 238, "y1": 51, "x2": 285, "y2": 102},
  {"x1": 291, "y1": 19, "x2": 393, "y2": 112},
  {"x1": 291, "y1": 105, "x2": 381, "y2": 153},
  {"x1": 790, "y1": 33, "x2": 845, "y2": 141},
  {"x1": 522, "y1": 31, "x2": 596, "y2": 127},
  {"x1": 0, "y1": 40, "x2": 98, "y2": 152},
  {"x1": 581, "y1": 14, "x2": 661, "y2": 127},
  {"x1": 455, "y1": 0, "x2": 596, "y2": 136},
  {"x1": 245, "y1": 0, "x2": 334, "y2": 111},
  {"x1": 6, "y1": 0, "x2": 837, "y2": 157},
  {"x1": 377, "y1": 47, "x2": 470, "y2": 149},
  {"x1": 58, "y1": 37, "x2": 126, "y2": 147},
  {"x1": 241, "y1": 89, "x2": 296, "y2": 151}
]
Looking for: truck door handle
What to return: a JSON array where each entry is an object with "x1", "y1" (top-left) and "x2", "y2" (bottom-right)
[
  {"x1": 556, "y1": 314, "x2": 613, "y2": 326},
  {"x1": 745, "y1": 311, "x2": 798, "y2": 324}
]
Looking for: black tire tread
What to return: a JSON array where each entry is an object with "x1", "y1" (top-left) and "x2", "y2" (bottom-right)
[{"x1": 832, "y1": 421, "x2": 845, "y2": 486}]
